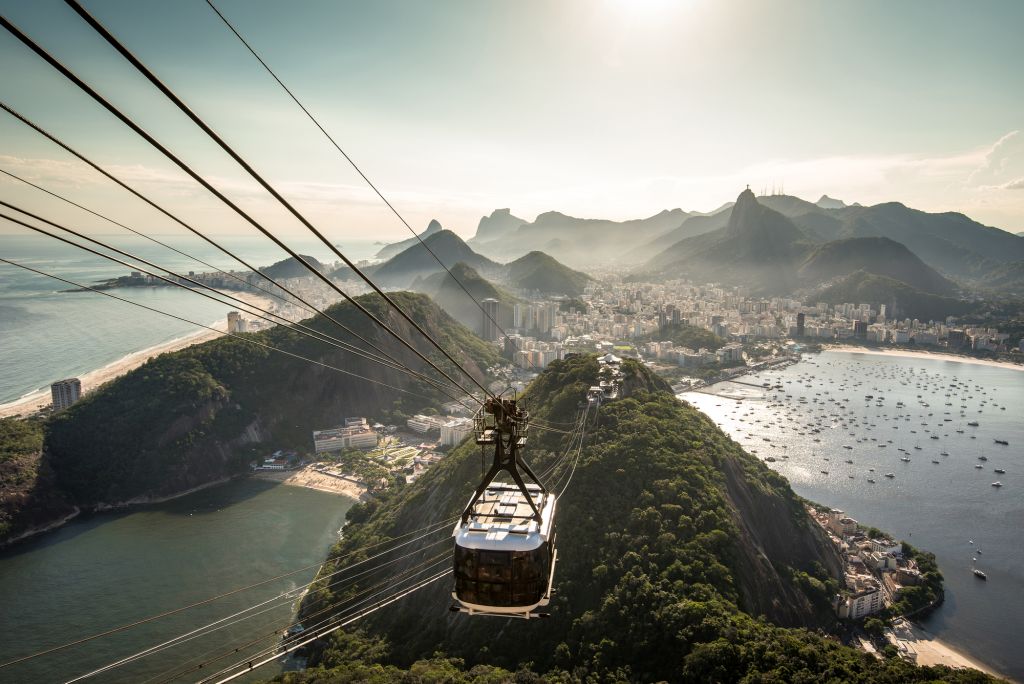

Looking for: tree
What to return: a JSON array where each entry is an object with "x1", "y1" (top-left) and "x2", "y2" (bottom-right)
[{"x1": 864, "y1": 617, "x2": 887, "y2": 638}]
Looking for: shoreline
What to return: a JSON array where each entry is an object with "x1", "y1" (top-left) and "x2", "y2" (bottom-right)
[
  {"x1": 903, "y1": 621, "x2": 1007, "y2": 679},
  {"x1": 825, "y1": 344, "x2": 1023, "y2": 372},
  {"x1": 0, "y1": 476, "x2": 243, "y2": 550},
  {"x1": 0, "y1": 290, "x2": 276, "y2": 419},
  {"x1": 251, "y1": 466, "x2": 370, "y2": 501}
]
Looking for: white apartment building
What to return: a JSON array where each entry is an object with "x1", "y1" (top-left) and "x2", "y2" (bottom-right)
[
  {"x1": 837, "y1": 581, "x2": 885, "y2": 619},
  {"x1": 407, "y1": 414, "x2": 446, "y2": 433},
  {"x1": 50, "y1": 378, "x2": 82, "y2": 411},
  {"x1": 440, "y1": 417, "x2": 474, "y2": 447}
]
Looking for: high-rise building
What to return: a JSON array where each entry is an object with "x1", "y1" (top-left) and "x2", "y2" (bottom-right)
[
  {"x1": 51, "y1": 378, "x2": 82, "y2": 411},
  {"x1": 227, "y1": 311, "x2": 242, "y2": 333},
  {"x1": 854, "y1": 320, "x2": 868, "y2": 339},
  {"x1": 796, "y1": 312, "x2": 805, "y2": 338},
  {"x1": 481, "y1": 298, "x2": 500, "y2": 340}
]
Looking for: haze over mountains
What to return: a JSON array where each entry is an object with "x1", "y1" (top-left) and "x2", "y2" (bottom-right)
[
  {"x1": 431, "y1": 187, "x2": 1020, "y2": 311},
  {"x1": 352, "y1": 186, "x2": 1023, "y2": 326}
]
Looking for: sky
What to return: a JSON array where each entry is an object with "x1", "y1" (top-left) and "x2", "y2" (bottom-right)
[{"x1": 1, "y1": 0, "x2": 1023, "y2": 252}]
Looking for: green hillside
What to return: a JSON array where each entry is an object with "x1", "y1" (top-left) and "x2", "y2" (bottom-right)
[
  {"x1": 415, "y1": 262, "x2": 520, "y2": 336},
  {"x1": 0, "y1": 294, "x2": 499, "y2": 542},
  {"x1": 799, "y1": 237, "x2": 958, "y2": 296},
  {"x1": 815, "y1": 271, "x2": 973, "y2": 321},
  {"x1": 640, "y1": 322, "x2": 727, "y2": 351},
  {"x1": 280, "y1": 355, "x2": 993, "y2": 683},
  {"x1": 506, "y1": 250, "x2": 592, "y2": 296}
]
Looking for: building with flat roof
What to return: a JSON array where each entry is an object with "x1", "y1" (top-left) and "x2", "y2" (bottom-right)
[
  {"x1": 313, "y1": 421, "x2": 378, "y2": 452},
  {"x1": 50, "y1": 378, "x2": 82, "y2": 411},
  {"x1": 407, "y1": 414, "x2": 445, "y2": 433},
  {"x1": 440, "y1": 417, "x2": 474, "y2": 447},
  {"x1": 481, "y1": 298, "x2": 500, "y2": 341}
]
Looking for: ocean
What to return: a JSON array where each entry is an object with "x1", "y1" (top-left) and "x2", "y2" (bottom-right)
[
  {"x1": 683, "y1": 350, "x2": 1024, "y2": 680},
  {"x1": 0, "y1": 233, "x2": 381, "y2": 404}
]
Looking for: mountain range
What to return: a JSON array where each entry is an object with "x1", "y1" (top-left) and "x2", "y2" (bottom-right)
[
  {"x1": 347, "y1": 228, "x2": 592, "y2": 300},
  {"x1": 456, "y1": 192, "x2": 1024, "y2": 304},
  {"x1": 621, "y1": 188, "x2": 1024, "y2": 319},
  {"x1": 468, "y1": 207, "x2": 691, "y2": 266}
]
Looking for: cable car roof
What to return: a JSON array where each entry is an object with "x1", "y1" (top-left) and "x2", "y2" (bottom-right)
[{"x1": 454, "y1": 483, "x2": 555, "y2": 552}]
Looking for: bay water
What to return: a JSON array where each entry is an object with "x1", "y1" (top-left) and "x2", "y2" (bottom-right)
[
  {"x1": 683, "y1": 350, "x2": 1024, "y2": 680},
  {"x1": 0, "y1": 479, "x2": 353, "y2": 683}
]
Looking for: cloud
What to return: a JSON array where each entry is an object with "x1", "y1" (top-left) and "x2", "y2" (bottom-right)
[
  {"x1": 999, "y1": 177, "x2": 1024, "y2": 190},
  {"x1": 967, "y1": 130, "x2": 1024, "y2": 187}
]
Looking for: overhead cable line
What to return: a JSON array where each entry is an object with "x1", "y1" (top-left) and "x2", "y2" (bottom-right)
[
  {"x1": 553, "y1": 403, "x2": 592, "y2": 495},
  {"x1": 0, "y1": 101, "x2": 454, "y2": 396},
  {"x1": 0, "y1": 257, "x2": 441, "y2": 405},
  {"x1": 204, "y1": 569, "x2": 452, "y2": 684},
  {"x1": 46, "y1": 3, "x2": 494, "y2": 401},
  {"x1": 204, "y1": 0, "x2": 515, "y2": 349},
  {"x1": 162, "y1": 556, "x2": 452, "y2": 684},
  {"x1": 0, "y1": 506, "x2": 456, "y2": 672},
  {"x1": 0, "y1": 204, "x2": 473, "y2": 408},
  {"x1": 0, "y1": 166, "x2": 291, "y2": 311},
  {"x1": 0, "y1": 20, "x2": 483, "y2": 405},
  {"x1": 65, "y1": 539, "x2": 453, "y2": 683}
]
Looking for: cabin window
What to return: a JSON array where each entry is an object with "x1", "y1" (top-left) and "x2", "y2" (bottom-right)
[{"x1": 454, "y1": 545, "x2": 549, "y2": 607}]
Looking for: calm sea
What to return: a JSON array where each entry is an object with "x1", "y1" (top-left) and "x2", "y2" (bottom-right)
[
  {"x1": 0, "y1": 479, "x2": 353, "y2": 683},
  {"x1": 683, "y1": 350, "x2": 1024, "y2": 681},
  {"x1": 0, "y1": 234, "x2": 380, "y2": 404}
]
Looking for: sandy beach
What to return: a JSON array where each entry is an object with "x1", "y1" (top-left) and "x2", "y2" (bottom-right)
[
  {"x1": 827, "y1": 344, "x2": 1023, "y2": 372},
  {"x1": 0, "y1": 290, "x2": 276, "y2": 419},
  {"x1": 904, "y1": 622, "x2": 1006, "y2": 679},
  {"x1": 251, "y1": 465, "x2": 370, "y2": 501}
]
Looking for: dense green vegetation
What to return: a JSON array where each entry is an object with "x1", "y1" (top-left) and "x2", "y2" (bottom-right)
[
  {"x1": 279, "y1": 355, "x2": 995, "y2": 682},
  {"x1": 1, "y1": 294, "x2": 499, "y2": 542},
  {"x1": 815, "y1": 271, "x2": 973, "y2": 322},
  {"x1": 0, "y1": 417, "x2": 44, "y2": 464},
  {"x1": 885, "y1": 543, "x2": 944, "y2": 618},
  {"x1": 640, "y1": 322, "x2": 726, "y2": 351},
  {"x1": 0, "y1": 417, "x2": 72, "y2": 542}
]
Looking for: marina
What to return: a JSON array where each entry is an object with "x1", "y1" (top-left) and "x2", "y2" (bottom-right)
[{"x1": 682, "y1": 349, "x2": 1024, "y2": 681}]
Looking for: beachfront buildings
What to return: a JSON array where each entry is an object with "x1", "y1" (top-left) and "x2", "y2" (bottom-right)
[
  {"x1": 836, "y1": 576, "x2": 885, "y2": 619},
  {"x1": 312, "y1": 417, "x2": 378, "y2": 453},
  {"x1": 50, "y1": 378, "x2": 81, "y2": 411}
]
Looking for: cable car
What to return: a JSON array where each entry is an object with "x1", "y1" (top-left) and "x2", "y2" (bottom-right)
[{"x1": 452, "y1": 397, "x2": 558, "y2": 619}]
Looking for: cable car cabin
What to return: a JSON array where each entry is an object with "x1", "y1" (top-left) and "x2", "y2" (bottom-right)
[{"x1": 452, "y1": 482, "x2": 557, "y2": 619}]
